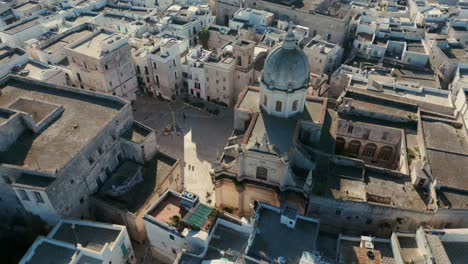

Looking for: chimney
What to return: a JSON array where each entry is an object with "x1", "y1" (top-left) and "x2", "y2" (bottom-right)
[{"x1": 280, "y1": 206, "x2": 298, "y2": 229}]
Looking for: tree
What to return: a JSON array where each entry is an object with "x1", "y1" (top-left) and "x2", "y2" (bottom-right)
[{"x1": 198, "y1": 27, "x2": 210, "y2": 49}]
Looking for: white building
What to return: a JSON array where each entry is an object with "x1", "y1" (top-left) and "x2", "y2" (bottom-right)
[
  {"x1": 228, "y1": 7, "x2": 274, "y2": 31},
  {"x1": 64, "y1": 28, "x2": 138, "y2": 101},
  {"x1": 143, "y1": 190, "x2": 216, "y2": 263},
  {"x1": 185, "y1": 45, "x2": 211, "y2": 99},
  {"x1": 132, "y1": 36, "x2": 187, "y2": 100},
  {"x1": 20, "y1": 219, "x2": 135, "y2": 264},
  {"x1": 303, "y1": 36, "x2": 343, "y2": 76},
  {"x1": 159, "y1": 4, "x2": 214, "y2": 47},
  {"x1": 1, "y1": 76, "x2": 156, "y2": 225}
]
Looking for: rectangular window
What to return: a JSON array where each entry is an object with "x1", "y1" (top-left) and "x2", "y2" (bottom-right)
[
  {"x1": 292, "y1": 100, "x2": 298, "y2": 111},
  {"x1": 19, "y1": 189, "x2": 30, "y2": 201},
  {"x1": 256, "y1": 167, "x2": 268, "y2": 180},
  {"x1": 121, "y1": 243, "x2": 128, "y2": 256},
  {"x1": 169, "y1": 234, "x2": 175, "y2": 240},
  {"x1": 146, "y1": 76, "x2": 151, "y2": 83},
  {"x1": 88, "y1": 156, "x2": 95, "y2": 164},
  {"x1": 98, "y1": 146, "x2": 103, "y2": 155},
  {"x1": 275, "y1": 101, "x2": 282, "y2": 112},
  {"x1": 34, "y1": 191, "x2": 44, "y2": 204},
  {"x1": 153, "y1": 62, "x2": 157, "y2": 69},
  {"x1": 347, "y1": 125, "x2": 354, "y2": 134}
]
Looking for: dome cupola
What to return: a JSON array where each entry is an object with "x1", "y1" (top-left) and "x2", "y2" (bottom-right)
[{"x1": 262, "y1": 26, "x2": 310, "y2": 92}]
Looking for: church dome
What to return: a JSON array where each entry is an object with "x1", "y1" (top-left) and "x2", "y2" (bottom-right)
[{"x1": 262, "y1": 28, "x2": 310, "y2": 92}]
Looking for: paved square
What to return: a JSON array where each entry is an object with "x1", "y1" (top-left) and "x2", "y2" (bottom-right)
[{"x1": 132, "y1": 95, "x2": 234, "y2": 204}]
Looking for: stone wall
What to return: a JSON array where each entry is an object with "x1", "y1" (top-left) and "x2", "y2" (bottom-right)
[{"x1": 307, "y1": 195, "x2": 468, "y2": 237}]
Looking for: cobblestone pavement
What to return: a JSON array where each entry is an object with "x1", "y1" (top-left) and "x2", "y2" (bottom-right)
[{"x1": 132, "y1": 95, "x2": 234, "y2": 205}]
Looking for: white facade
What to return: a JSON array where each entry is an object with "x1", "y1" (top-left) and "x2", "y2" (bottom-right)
[
  {"x1": 304, "y1": 36, "x2": 344, "y2": 76},
  {"x1": 133, "y1": 37, "x2": 186, "y2": 100},
  {"x1": 20, "y1": 220, "x2": 135, "y2": 264},
  {"x1": 64, "y1": 29, "x2": 138, "y2": 101},
  {"x1": 260, "y1": 83, "x2": 308, "y2": 118}
]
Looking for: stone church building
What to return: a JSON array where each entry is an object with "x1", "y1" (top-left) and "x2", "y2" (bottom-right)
[{"x1": 213, "y1": 27, "x2": 328, "y2": 216}]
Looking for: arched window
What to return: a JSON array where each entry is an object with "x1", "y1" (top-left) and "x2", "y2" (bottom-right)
[
  {"x1": 348, "y1": 140, "x2": 361, "y2": 156},
  {"x1": 263, "y1": 94, "x2": 267, "y2": 106},
  {"x1": 275, "y1": 101, "x2": 282, "y2": 112},
  {"x1": 335, "y1": 137, "x2": 346, "y2": 154},
  {"x1": 378, "y1": 146, "x2": 393, "y2": 161},
  {"x1": 292, "y1": 100, "x2": 298, "y2": 111},
  {"x1": 362, "y1": 143, "x2": 377, "y2": 158},
  {"x1": 256, "y1": 167, "x2": 268, "y2": 180}
]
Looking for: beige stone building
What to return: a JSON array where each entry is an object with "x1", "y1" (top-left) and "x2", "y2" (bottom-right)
[
  {"x1": 303, "y1": 36, "x2": 344, "y2": 76},
  {"x1": 235, "y1": 0, "x2": 351, "y2": 45},
  {"x1": 132, "y1": 36, "x2": 186, "y2": 100},
  {"x1": 64, "y1": 28, "x2": 138, "y2": 101},
  {"x1": 213, "y1": 29, "x2": 327, "y2": 215}
]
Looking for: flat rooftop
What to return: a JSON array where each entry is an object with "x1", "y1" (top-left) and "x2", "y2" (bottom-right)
[
  {"x1": 349, "y1": 86, "x2": 452, "y2": 115},
  {"x1": 51, "y1": 222, "x2": 121, "y2": 252},
  {"x1": 148, "y1": 192, "x2": 188, "y2": 225},
  {"x1": 24, "y1": 239, "x2": 78, "y2": 264},
  {"x1": 349, "y1": 56, "x2": 439, "y2": 88},
  {"x1": 0, "y1": 46, "x2": 25, "y2": 65},
  {"x1": 422, "y1": 117, "x2": 468, "y2": 194},
  {"x1": 14, "y1": 2, "x2": 39, "y2": 12},
  {"x1": 248, "y1": 207, "x2": 319, "y2": 263},
  {"x1": 70, "y1": 31, "x2": 118, "y2": 59},
  {"x1": 397, "y1": 236, "x2": 423, "y2": 263},
  {"x1": 0, "y1": 77, "x2": 125, "y2": 173},
  {"x1": 41, "y1": 28, "x2": 93, "y2": 54},
  {"x1": 365, "y1": 170, "x2": 428, "y2": 210},
  {"x1": 343, "y1": 90, "x2": 417, "y2": 119},
  {"x1": 97, "y1": 153, "x2": 177, "y2": 213},
  {"x1": 442, "y1": 241, "x2": 468, "y2": 264},
  {"x1": 14, "y1": 60, "x2": 56, "y2": 80},
  {"x1": 237, "y1": 87, "x2": 260, "y2": 112},
  {"x1": 205, "y1": 224, "x2": 250, "y2": 262},
  {"x1": 439, "y1": 42, "x2": 468, "y2": 63},
  {"x1": 406, "y1": 40, "x2": 426, "y2": 53},
  {"x1": 338, "y1": 239, "x2": 395, "y2": 264},
  {"x1": 122, "y1": 121, "x2": 151, "y2": 143},
  {"x1": 260, "y1": 0, "x2": 322, "y2": 11},
  {"x1": 2, "y1": 17, "x2": 39, "y2": 34}
]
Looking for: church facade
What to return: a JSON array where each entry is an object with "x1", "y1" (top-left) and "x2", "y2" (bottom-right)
[{"x1": 212, "y1": 27, "x2": 328, "y2": 216}]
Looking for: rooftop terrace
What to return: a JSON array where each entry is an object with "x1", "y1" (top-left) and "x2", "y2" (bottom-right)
[
  {"x1": 51, "y1": 221, "x2": 122, "y2": 252},
  {"x1": 41, "y1": 28, "x2": 93, "y2": 54},
  {"x1": 97, "y1": 153, "x2": 177, "y2": 213},
  {"x1": 248, "y1": 207, "x2": 319, "y2": 263},
  {"x1": 148, "y1": 191, "x2": 188, "y2": 226},
  {"x1": 0, "y1": 77, "x2": 125, "y2": 172},
  {"x1": 2, "y1": 17, "x2": 40, "y2": 34}
]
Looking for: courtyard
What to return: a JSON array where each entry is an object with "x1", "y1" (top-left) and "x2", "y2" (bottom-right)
[{"x1": 132, "y1": 95, "x2": 234, "y2": 205}]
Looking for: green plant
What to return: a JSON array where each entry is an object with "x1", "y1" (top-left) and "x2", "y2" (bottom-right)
[
  {"x1": 198, "y1": 27, "x2": 210, "y2": 49},
  {"x1": 452, "y1": 123, "x2": 463, "y2": 129},
  {"x1": 407, "y1": 148, "x2": 416, "y2": 164}
]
